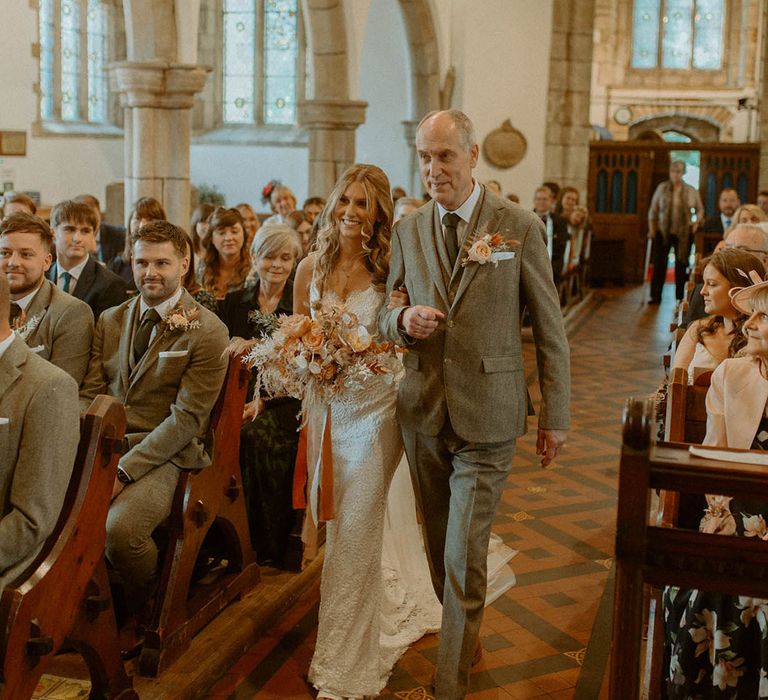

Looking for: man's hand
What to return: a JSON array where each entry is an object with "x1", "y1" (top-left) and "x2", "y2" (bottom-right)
[
  {"x1": 536, "y1": 428, "x2": 567, "y2": 468},
  {"x1": 402, "y1": 305, "x2": 445, "y2": 339},
  {"x1": 243, "y1": 399, "x2": 265, "y2": 423},
  {"x1": 111, "y1": 476, "x2": 125, "y2": 501}
]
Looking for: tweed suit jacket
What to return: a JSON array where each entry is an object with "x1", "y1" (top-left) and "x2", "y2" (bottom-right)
[
  {"x1": 48, "y1": 258, "x2": 129, "y2": 321},
  {"x1": 0, "y1": 336, "x2": 80, "y2": 589},
  {"x1": 19, "y1": 279, "x2": 94, "y2": 385},
  {"x1": 79, "y1": 289, "x2": 229, "y2": 482},
  {"x1": 378, "y1": 187, "x2": 571, "y2": 443}
]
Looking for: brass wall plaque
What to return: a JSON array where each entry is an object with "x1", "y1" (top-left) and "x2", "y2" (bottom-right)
[
  {"x1": 0, "y1": 131, "x2": 27, "y2": 156},
  {"x1": 482, "y1": 120, "x2": 527, "y2": 169}
]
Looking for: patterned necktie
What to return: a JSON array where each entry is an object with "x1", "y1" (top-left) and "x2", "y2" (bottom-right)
[
  {"x1": 442, "y1": 212, "x2": 461, "y2": 267},
  {"x1": 9, "y1": 302, "x2": 22, "y2": 326},
  {"x1": 61, "y1": 271, "x2": 71, "y2": 293},
  {"x1": 133, "y1": 308, "x2": 162, "y2": 363}
]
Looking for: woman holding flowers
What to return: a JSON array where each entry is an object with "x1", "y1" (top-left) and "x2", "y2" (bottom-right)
[
  {"x1": 663, "y1": 277, "x2": 768, "y2": 698},
  {"x1": 293, "y1": 163, "x2": 404, "y2": 699}
]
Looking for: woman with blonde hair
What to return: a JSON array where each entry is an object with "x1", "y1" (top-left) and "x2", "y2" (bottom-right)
[
  {"x1": 198, "y1": 206, "x2": 251, "y2": 300},
  {"x1": 723, "y1": 203, "x2": 768, "y2": 240}
]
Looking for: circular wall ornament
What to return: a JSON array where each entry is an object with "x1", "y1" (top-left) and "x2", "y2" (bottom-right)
[
  {"x1": 613, "y1": 106, "x2": 633, "y2": 125},
  {"x1": 482, "y1": 120, "x2": 527, "y2": 169}
]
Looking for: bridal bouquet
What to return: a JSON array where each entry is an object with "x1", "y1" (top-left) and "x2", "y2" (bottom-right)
[{"x1": 241, "y1": 302, "x2": 403, "y2": 416}]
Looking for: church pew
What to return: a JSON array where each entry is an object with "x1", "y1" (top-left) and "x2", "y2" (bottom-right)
[
  {"x1": 611, "y1": 398, "x2": 768, "y2": 699},
  {"x1": 0, "y1": 396, "x2": 136, "y2": 700},
  {"x1": 138, "y1": 353, "x2": 260, "y2": 677}
]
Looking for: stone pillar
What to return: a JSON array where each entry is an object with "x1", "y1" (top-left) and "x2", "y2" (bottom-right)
[
  {"x1": 299, "y1": 99, "x2": 368, "y2": 197},
  {"x1": 110, "y1": 61, "x2": 209, "y2": 226},
  {"x1": 402, "y1": 119, "x2": 420, "y2": 197},
  {"x1": 543, "y1": 0, "x2": 596, "y2": 195}
]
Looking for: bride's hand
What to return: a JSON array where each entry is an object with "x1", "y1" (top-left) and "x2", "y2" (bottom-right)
[
  {"x1": 388, "y1": 286, "x2": 410, "y2": 309},
  {"x1": 243, "y1": 399, "x2": 265, "y2": 422}
]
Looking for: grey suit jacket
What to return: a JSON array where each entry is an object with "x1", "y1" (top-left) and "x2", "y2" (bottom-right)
[
  {"x1": 379, "y1": 187, "x2": 571, "y2": 443},
  {"x1": 79, "y1": 289, "x2": 229, "y2": 482},
  {"x1": 0, "y1": 336, "x2": 80, "y2": 590},
  {"x1": 20, "y1": 279, "x2": 94, "y2": 385}
]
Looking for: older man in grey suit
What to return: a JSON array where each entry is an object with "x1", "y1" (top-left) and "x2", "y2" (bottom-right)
[
  {"x1": 0, "y1": 273, "x2": 80, "y2": 593},
  {"x1": 0, "y1": 213, "x2": 94, "y2": 385},
  {"x1": 379, "y1": 110, "x2": 571, "y2": 699},
  {"x1": 79, "y1": 220, "x2": 228, "y2": 619}
]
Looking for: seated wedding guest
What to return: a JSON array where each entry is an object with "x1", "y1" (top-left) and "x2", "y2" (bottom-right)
[
  {"x1": 109, "y1": 197, "x2": 167, "y2": 290},
  {"x1": 0, "y1": 213, "x2": 93, "y2": 384},
  {"x1": 190, "y1": 202, "x2": 214, "y2": 256},
  {"x1": 263, "y1": 185, "x2": 297, "y2": 226},
  {"x1": 220, "y1": 224, "x2": 302, "y2": 566},
  {"x1": 664, "y1": 277, "x2": 768, "y2": 699},
  {"x1": 0, "y1": 272, "x2": 80, "y2": 594},
  {"x1": 758, "y1": 190, "x2": 768, "y2": 217},
  {"x1": 672, "y1": 248, "x2": 764, "y2": 379},
  {"x1": 565, "y1": 205, "x2": 589, "y2": 271},
  {"x1": 533, "y1": 185, "x2": 570, "y2": 283},
  {"x1": 554, "y1": 186, "x2": 579, "y2": 219},
  {"x1": 701, "y1": 187, "x2": 741, "y2": 237},
  {"x1": 485, "y1": 179, "x2": 502, "y2": 196},
  {"x1": 181, "y1": 234, "x2": 217, "y2": 314},
  {"x1": 302, "y1": 196, "x2": 326, "y2": 226},
  {"x1": 235, "y1": 202, "x2": 260, "y2": 245},
  {"x1": 725, "y1": 203, "x2": 768, "y2": 236},
  {"x1": 79, "y1": 220, "x2": 229, "y2": 624},
  {"x1": 74, "y1": 193, "x2": 126, "y2": 265},
  {"x1": 198, "y1": 206, "x2": 251, "y2": 300},
  {"x1": 48, "y1": 200, "x2": 128, "y2": 320},
  {"x1": 394, "y1": 196, "x2": 423, "y2": 223},
  {"x1": 285, "y1": 209, "x2": 313, "y2": 257},
  {"x1": 684, "y1": 224, "x2": 768, "y2": 327},
  {"x1": 1, "y1": 191, "x2": 37, "y2": 218},
  {"x1": 391, "y1": 186, "x2": 407, "y2": 202}
]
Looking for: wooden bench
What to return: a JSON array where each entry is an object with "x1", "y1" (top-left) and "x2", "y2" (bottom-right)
[
  {"x1": 611, "y1": 398, "x2": 768, "y2": 699},
  {"x1": 138, "y1": 353, "x2": 260, "y2": 677},
  {"x1": 0, "y1": 396, "x2": 136, "y2": 700}
]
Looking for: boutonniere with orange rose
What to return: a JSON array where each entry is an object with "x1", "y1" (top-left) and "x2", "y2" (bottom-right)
[
  {"x1": 238, "y1": 303, "x2": 404, "y2": 420},
  {"x1": 158, "y1": 303, "x2": 201, "y2": 336},
  {"x1": 461, "y1": 231, "x2": 520, "y2": 267}
]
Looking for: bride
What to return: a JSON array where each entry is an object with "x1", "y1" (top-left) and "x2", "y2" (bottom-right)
[{"x1": 294, "y1": 164, "x2": 515, "y2": 698}]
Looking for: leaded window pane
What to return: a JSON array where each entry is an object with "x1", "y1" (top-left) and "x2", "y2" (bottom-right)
[
  {"x1": 693, "y1": 0, "x2": 724, "y2": 69},
  {"x1": 39, "y1": 0, "x2": 55, "y2": 120},
  {"x1": 263, "y1": 0, "x2": 297, "y2": 124},
  {"x1": 87, "y1": 0, "x2": 108, "y2": 123},
  {"x1": 661, "y1": 0, "x2": 694, "y2": 69},
  {"x1": 60, "y1": 0, "x2": 81, "y2": 121},
  {"x1": 631, "y1": 0, "x2": 660, "y2": 68},
  {"x1": 223, "y1": 0, "x2": 256, "y2": 124}
]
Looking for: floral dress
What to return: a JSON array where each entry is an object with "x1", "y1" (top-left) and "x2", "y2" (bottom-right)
[{"x1": 663, "y1": 414, "x2": 768, "y2": 699}]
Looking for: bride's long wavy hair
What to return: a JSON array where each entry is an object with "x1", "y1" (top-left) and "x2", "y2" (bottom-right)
[{"x1": 312, "y1": 164, "x2": 393, "y2": 296}]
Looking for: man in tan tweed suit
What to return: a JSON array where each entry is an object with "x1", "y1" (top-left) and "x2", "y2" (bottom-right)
[
  {"x1": 79, "y1": 220, "x2": 228, "y2": 618},
  {"x1": 379, "y1": 111, "x2": 571, "y2": 699},
  {"x1": 0, "y1": 213, "x2": 94, "y2": 385},
  {"x1": 0, "y1": 273, "x2": 80, "y2": 594}
]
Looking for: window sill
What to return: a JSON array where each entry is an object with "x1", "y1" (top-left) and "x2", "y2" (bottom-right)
[
  {"x1": 32, "y1": 121, "x2": 123, "y2": 139},
  {"x1": 193, "y1": 125, "x2": 308, "y2": 148}
]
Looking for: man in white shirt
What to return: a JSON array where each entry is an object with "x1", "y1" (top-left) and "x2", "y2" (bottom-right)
[
  {"x1": 0, "y1": 213, "x2": 93, "y2": 384},
  {"x1": 0, "y1": 271, "x2": 80, "y2": 593},
  {"x1": 48, "y1": 200, "x2": 128, "y2": 320}
]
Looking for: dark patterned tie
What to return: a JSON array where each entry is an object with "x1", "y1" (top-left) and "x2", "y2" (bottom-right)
[
  {"x1": 61, "y1": 271, "x2": 71, "y2": 293},
  {"x1": 133, "y1": 308, "x2": 161, "y2": 363},
  {"x1": 442, "y1": 212, "x2": 461, "y2": 267},
  {"x1": 9, "y1": 302, "x2": 22, "y2": 326}
]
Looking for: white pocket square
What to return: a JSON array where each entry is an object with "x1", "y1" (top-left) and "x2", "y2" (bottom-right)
[
  {"x1": 29, "y1": 345, "x2": 45, "y2": 353},
  {"x1": 159, "y1": 350, "x2": 188, "y2": 359},
  {"x1": 491, "y1": 251, "x2": 516, "y2": 262},
  {"x1": 0, "y1": 417, "x2": 8, "y2": 425}
]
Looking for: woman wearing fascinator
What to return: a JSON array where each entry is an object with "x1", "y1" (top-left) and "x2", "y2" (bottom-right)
[{"x1": 663, "y1": 270, "x2": 768, "y2": 699}]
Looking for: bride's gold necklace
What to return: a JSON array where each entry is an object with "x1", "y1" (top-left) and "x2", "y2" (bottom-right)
[{"x1": 336, "y1": 253, "x2": 366, "y2": 297}]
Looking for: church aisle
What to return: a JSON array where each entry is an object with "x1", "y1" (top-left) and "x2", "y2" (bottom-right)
[{"x1": 205, "y1": 284, "x2": 675, "y2": 700}]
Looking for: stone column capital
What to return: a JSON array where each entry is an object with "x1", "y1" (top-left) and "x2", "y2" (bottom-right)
[
  {"x1": 298, "y1": 99, "x2": 368, "y2": 130},
  {"x1": 109, "y1": 61, "x2": 211, "y2": 109}
]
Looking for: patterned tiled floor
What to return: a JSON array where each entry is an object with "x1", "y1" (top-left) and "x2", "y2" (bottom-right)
[{"x1": 207, "y1": 284, "x2": 676, "y2": 699}]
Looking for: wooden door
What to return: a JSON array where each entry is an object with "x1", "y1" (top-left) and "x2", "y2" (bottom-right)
[{"x1": 699, "y1": 146, "x2": 760, "y2": 217}]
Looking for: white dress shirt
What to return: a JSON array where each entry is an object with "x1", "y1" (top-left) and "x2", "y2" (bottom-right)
[
  {"x1": 436, "y1": 180, "x2": 482, "y2": 247},
  {"x1": 57, "y1": 257, "x2": 89, "y2": 294},
  {"x1": 720, "y1": 213, "x2": 733, "y2": 231},
  {"x1": 0, "y1": 331, "x2": 15, "y2": 361},
  {"x1": 13, "y1": 282, "x2": 45, "y2": 312}
]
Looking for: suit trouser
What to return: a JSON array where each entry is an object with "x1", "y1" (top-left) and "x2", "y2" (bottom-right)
[
  {"x1": 105, "y1": 462, "x2": 180, "y2": 613},
  {"x1": 650, "y1": 232, "x2": 691, "y2": 302},
  {"x1": 403, "y1": 421, "x2": 515, "y2": 700}
]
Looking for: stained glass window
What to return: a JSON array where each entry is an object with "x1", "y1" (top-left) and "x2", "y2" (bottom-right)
[
  {"x1": 38, "y1": 0, "x2": 114, "y2": 126},
  {"x1": 220, "y1": 0, "x2": 301, "y2": 127},
  {"x1": 631, "y1": 0, "x2": 723, "y2": 70}
]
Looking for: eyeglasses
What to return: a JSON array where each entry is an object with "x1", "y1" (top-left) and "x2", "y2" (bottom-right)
[{"x1": 725, "y1": 244, "x2": 768, "y2": 255}]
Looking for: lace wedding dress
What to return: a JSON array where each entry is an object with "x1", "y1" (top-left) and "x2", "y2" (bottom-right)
[{"x1": 306, "y1": 285, "x2": 517, "y2": 698}]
